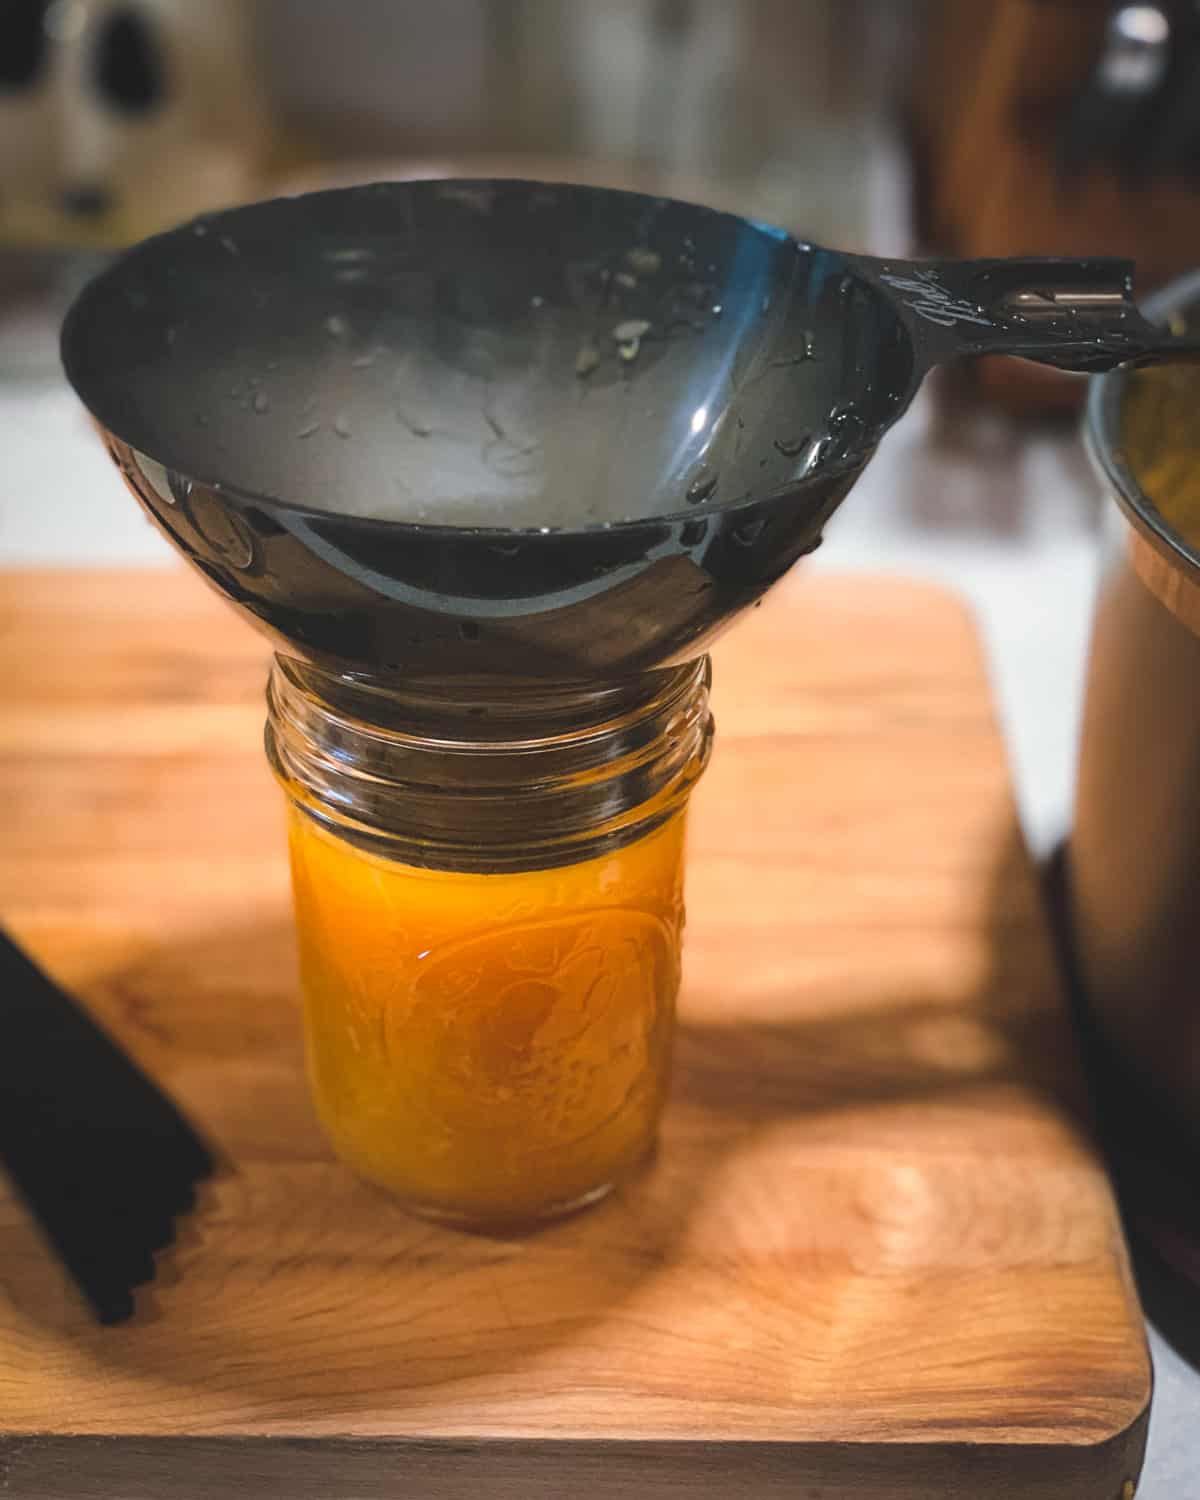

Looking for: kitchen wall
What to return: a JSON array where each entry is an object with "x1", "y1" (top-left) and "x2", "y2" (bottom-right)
[{"x1": 256, "y1": 0, "x2": 919, "y2": 245}]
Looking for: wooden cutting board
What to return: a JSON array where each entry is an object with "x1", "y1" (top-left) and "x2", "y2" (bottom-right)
[{"x1": 0, "y1": 569, "x2": 1150, "y2": 1500}]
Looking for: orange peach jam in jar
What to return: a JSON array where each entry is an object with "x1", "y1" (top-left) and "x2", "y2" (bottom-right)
[{"x1": 266, "y1": 659, "x2": 712, "y2": 1228}]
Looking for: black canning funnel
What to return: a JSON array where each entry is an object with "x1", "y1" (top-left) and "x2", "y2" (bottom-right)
[{"x1": 61, "y1": 178, "x2": 1200, "y2": 680}]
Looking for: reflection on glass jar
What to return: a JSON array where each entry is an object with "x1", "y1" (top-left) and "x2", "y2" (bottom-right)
[{"x1": 267, "y1": 655, "x2": 712, "y2": 1228}]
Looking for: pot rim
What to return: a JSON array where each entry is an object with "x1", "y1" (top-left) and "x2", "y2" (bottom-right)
[{"x1": 1086, "y1": 268, "x2": 1200, "y2": 586}]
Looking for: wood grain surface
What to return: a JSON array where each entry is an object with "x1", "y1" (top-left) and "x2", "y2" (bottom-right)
[{"x1": 0, "y1": 569, "x2": 1150, "y2": 1499}]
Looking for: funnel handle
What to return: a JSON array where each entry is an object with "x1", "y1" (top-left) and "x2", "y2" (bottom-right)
[{"x1": 849, "y1": 254, "x2": 1200, "y2": 374}]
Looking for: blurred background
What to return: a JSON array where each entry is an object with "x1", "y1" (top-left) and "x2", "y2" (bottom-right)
[
  {"x1": 2, "y1": 5, "x2": 1199, "y2": 1490},
  {"x1": 3, "y1": 0, "x2": 1200, "y2": 842},
  {"x1": 0, "y1": 0, "x2": 910, "y2": 249}
]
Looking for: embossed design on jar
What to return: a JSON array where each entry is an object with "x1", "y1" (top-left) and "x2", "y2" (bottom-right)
[{"x1": 391, "y1": 908, "x2": 678, "y2": 1148}]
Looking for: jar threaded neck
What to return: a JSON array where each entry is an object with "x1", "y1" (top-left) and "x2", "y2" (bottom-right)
[{"x1": 266, "y1": 658, "x2": 713, "y2": 872}]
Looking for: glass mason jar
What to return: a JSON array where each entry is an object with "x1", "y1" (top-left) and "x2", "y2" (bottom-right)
[{"x1": 266, "y1": 656, "x2": 713, "y2": 1229}]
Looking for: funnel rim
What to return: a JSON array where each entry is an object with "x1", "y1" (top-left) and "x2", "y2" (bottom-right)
[{"x1": 60, "y1": 176, "x2": 881, "y2": 539}]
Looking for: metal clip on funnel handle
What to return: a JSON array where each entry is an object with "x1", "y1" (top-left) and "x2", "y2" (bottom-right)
[{"x1": 851, "y1": 255, "x2": 1200, "y2": 374}]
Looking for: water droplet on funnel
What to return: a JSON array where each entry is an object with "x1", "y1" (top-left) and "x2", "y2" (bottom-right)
[
  {"x1": 325, "y1": 315, "x2": 349, "y2": 339},
  {"x1": 165, "y1": 326, "x2": 176, "y2": 346},
  {"x1": 253, "y1": 391, "x2": 270, "y2": 414},
  {"x1": 732, "y1": 517, "x2": 766, "y2": 547},
  {"x1": 219, "y1": 235, "x2": 239, "y2": 256},
  {"x1": 192, "y1": 222, "x2": 208, "y2": 237},
  {"x1": 530, "y1": 294, "x2": 545, "y2": 307},
  {"x1": 194, "y1": 412, "x2": 209, "y2": 428},
  {"x1": 774, "y1": 435, "x2": 810, "y2": 458},
  {"x1": 333, "y1": 412, "x2": 352, "y2": 439},
  {"x1": 687, "y1": 467, "x2": 718, "y2": 504},
  {"x1": 625, "y1": 247, "x2": 660, "y2": 275},
  {"x1": 711, "y1": 303, "x2": 723, "y2": 316},
  {"x1": 351, "y1": 350, "x2": 376, "y2": 369},
  {"x1": 613, "y1": 318, "x2": 652, "y2": 342},
  {"x1": 296, "y1": 421, "x2": 321, "y2": 439},
  {"x1": 397, "y1": 409, "x2": 431, "y2": 437},
  {"x1": 190, "y1": 494, "x2": 256, "y2": 570}
]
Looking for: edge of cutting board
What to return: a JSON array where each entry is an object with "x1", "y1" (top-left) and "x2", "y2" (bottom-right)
[{"x1": 0, "y1": 1427, "x2": 1151, "y2": 1500}]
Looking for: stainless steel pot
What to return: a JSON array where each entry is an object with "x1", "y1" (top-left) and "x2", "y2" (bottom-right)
[{"x1": 1073, "y1": 270, "x2": 1200, "y2": 1167}]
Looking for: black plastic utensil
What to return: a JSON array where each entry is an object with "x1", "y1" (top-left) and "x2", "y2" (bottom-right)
[
  {"x1": 60, "y1": 178, "x2": 1200, "y2": 681},
  {"x1": 0, "y1": 929, "x2": 213, "y2": 1323}
]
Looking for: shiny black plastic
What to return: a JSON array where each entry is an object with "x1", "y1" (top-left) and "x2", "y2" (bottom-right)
[{"x1": 61, "y1": 178, "x2": 1197, "y2": 679}]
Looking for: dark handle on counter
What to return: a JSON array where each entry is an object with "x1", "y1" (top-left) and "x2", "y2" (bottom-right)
[
  {"x1": 1142, "y1": 17, "x2": 1200, "y2": 175},
  {"x1": 1056, "y1": 1, "x2": 1172, "y2": 181},
  {"x1": 849, "y1": 254, "x2": 1200, "y2": 374}
]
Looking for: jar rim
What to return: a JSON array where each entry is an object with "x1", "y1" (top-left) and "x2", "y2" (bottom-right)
[{"x1": 266, "y1": 657, "x2": 713, "y2": 873}]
